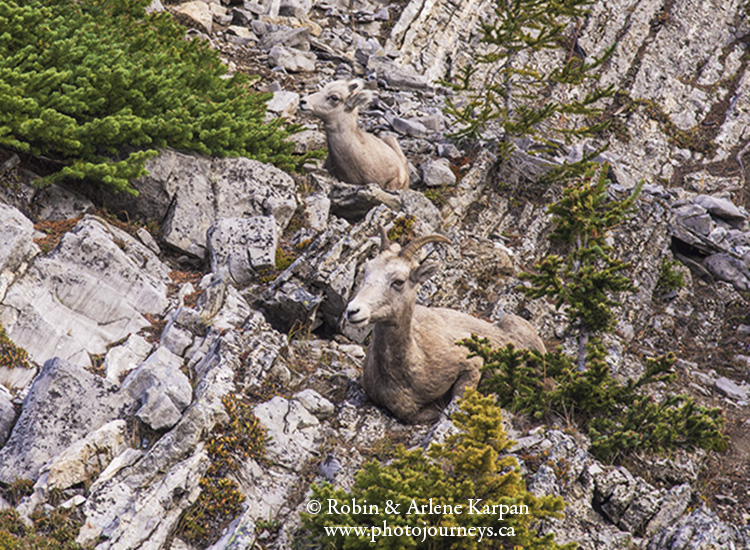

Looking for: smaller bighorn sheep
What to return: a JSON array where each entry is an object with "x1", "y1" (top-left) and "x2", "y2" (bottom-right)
[
  {"x1": 300, "y1": 79, "x2": 409, "y2": 191},
  {"x1": 346, "y1": 228, "x2": 546, "y2": 424}
]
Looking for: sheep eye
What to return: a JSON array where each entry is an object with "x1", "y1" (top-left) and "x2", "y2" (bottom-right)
[
  {"x1": 328, "y1": 94, "x2": 341, "y2": 103},
  {"x1": 391, "y1": 279, "x2": 405, "y2": 290}
]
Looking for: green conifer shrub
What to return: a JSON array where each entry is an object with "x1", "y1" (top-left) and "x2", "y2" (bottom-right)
[
  {"x1": 443, "y1": 0, "x2": 614, "y2": 157},
  {"x1": 463, "y1": 339, "x2": 728, "y2": 462},
  {"x1": 461, "y1": 165, "x2": 727, "y2": 462},
  {"x1": 0, "y1": 0, "x2": 299, "y2": 195},
  {"x1": 302, "y1": 390, "x2": 575, "y2": 549},
  {"x1": 520, "y1": 164, "x2": 642, "y2": 369}
]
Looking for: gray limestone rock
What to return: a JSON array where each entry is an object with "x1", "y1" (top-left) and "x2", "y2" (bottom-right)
[
  {"x1": 254, "y1": 396, "x2": 322, "y2": 470},
  {"x1": 268, "y1": 45, "x2": 316, "y2": 72},
  {"x1": 303, "y1": 192, "x2": 331, "y2": 231},
  {"x1": 294, "y1": 388, "x2": 335, "y2": 419},
  {"x1": 0, "y1": 203, "x2": 36, "y2": 273},
  {"x1": 645, "y1": 483, "x2": 692, "y2": 537},
  {"x1": 646, "y1": 506, "x2": 750, "y2": 550},
  {"x1": 674, "y1": 204, "x2": 713, "y2": 237},
  {"x1": 388, "y1": 0, "x2": 485, "y2": 82},
  {"x1": 0, "y1": 215, "x2": 170, "y2": 367},
  {"x1": 0, "y1": 386, "x2": 15, "y2": 446},
  {"x1": 329, "y1": 182, "x2": 401, "y2": 222},
  {"x1": 207, "y1": 216, "x2": 278, "y2": 286},
  {"x1": 714, "y1": 376, "x2": 749, "y2": 401},
  {"x1": 161, "y1": 155, "x2": 297, "y2": 258},
  {"x1": 103, "y1": 334, "x2": 153, "y2": 384},
  {"x1": 421, "y1": 158, "x2": 457, "y2": 187},
  {"x1": 594, "y1": 467, "x2": 664, "y2": 533},
  {"x1": 266, "y1": 90, "x2": 301, "y2": 119},
  {"x1": 391, "y1": 116, "x2": 429, "y2": 138},
  {"x1": 0, "y1": 357, "x2": 129, "y2": 483},
  {"x1": 704, "y1": 253, "x2": 750, "y2": 291},
  {"x1": 76, "y1": 328, "x2": 256, "y2": 549},
  {"x1": 259, "y1": 26, "x2": 311, "y2": 51},
  {"x1": 367, "y1": 55, "x2": 433, "y2": 91},
  {"x1": 122, "y1": 346, "x2": 193, "y2": 431},
  {"x1": 695, "y1": 194, "x2": 746, "y2": 224},
  {"x1": 33, "y1": 184, "x2": 95, "y2": 221},
  {"x1": 160, "y1": 306, "x2": 205, "y2": 358}
]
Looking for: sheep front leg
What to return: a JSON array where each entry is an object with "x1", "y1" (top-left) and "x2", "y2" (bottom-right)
[{"x1": 449, "y1": 368, "x2": 481, "y2": 403}]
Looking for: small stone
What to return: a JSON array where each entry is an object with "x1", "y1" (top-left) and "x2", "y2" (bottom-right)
[
  {"x1": 318, "y1": 454, "x2": 342, "y2": 481},
  {"x1": 695, "y1": 194, "x2": 746, "y2": 223},
  {"x1": 173, "y1": 1, "x2": 213, "y2": 34},
  {"x1": 267, "y1": 45, "x2": 316, "y2": 72},
  {"x1": 231, "y1": 7, "x2": 256, "y2": 25},
  {"x1": 674, "y1": 204, "x2": 712, "y2": 236},
  {"x1": 704, "y1": 253, "x2": 750, "y2": 291},
  {"x1": 392, "y1": 117, "x2": 428, "y2": 138},
  {"x1": 715, "y1": 376, "x2": 749, "y2": 401},
  {"x1": 294, "y1": 389, "x2": 335, "y2": 419},
  {"x1": 266, "y1": 90, "x2": 300, "y2": 119},
  {"x1": 226, "y1": 25, "x2": 257, "y2": 44},
  {"x1": 437, "y1": 142, "x2": 462, "y2": 158},
  {"x1": 136, "y1": 227, "x2": 160, "y2": 255},
  {"x1": 102, "y1": 334, "x2": 153, "y2": 384},
  {"x1": 421, "y1": 158, "x2": 457, "y2": 187},
  {"x1": 303, "y1": 192, "x2": 331, "y2": 231},
  {"x1": 122, "y1": 347, "x2": 192, "y2": 431}
]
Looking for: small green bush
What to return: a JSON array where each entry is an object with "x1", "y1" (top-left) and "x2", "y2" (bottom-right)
[
  {"x1": 467, "y1": 163, "x2": 727, "y2": 463},
  {"x1": 443, "y1": 0, "x2": 613, "y2": 154},
  {"x1": 0, "y1": 0, "x2": 299, "y2": 194},
  {"x1": 0, "y1": 324, "x2": 30, "y2": 369},
  {"x1": 0, "y1": 508, "x2": 84, "y2": 550},
  {"x1": 302, "y1": 390, "x2": 574, "y2": 549},
  {"x1": 177, "y1": 477, "x2": 246, "y2": 548},
  {"x1": 177, "y1": 394, "x2": 266, "y2": 546},
  {"x1": 656, "y1": 258, "x2": 686, "y2": 294},
  {"x1": 463, "y1": 338, "x2": 728, "y2": 462}
]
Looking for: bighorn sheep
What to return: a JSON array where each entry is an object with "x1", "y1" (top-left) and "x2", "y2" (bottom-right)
[
  {"x1": 300, "y1": 79, "x2": 409, "y2": 191},
  {"x1": 345, "y1": 229, "x2": 546, "y2": 424}
]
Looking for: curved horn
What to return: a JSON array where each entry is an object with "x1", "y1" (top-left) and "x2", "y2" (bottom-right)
[
  {"x1": 399, "y1": 234, "x2": 452, "y2": 261},
  {"x1": 378, "y1": 226, "x2": 391, "y2": 252}
]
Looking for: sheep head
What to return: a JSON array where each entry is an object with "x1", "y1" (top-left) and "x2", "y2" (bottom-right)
[
  {"x1": 346, "y1": 228, "x2": 451, "y2": 327},
  {"x1": 299, "y1": 79, "x2": 374, "y2": 125}
]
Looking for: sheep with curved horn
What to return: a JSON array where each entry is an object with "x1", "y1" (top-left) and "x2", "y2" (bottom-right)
[{"x1": 345, "y1": 228, "x2": 546, "y2": 423}]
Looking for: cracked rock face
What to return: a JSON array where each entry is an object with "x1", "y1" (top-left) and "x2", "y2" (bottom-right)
[
  {"x1": 254, "y1": 396, "x2": 322, "y2": 470},
  {"x1": 207, "y1": 216, "x2": 279, "y2": 286},
  {"x1": 0, "y1": 215, "x2": 170, "y2": 368},
  {"x1": 0, "y1": 357, "x2": 130, "y2": 483},
  {"x1": 159, "y1": 154, "x2": 298, "y2": 258}
]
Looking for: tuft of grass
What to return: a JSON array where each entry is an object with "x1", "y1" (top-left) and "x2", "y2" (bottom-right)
[
  {"x1": 0, "y1": 326, "x2": 31, "y2": 370},
  {"x1": 657, "y1": 258, "x2": 686, "y2": 294},
  {"x1": 176, "y1": 394, "x2": 267, "y2": 547}
]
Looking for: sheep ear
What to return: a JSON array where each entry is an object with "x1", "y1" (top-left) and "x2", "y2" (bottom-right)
[
  {"x1": 410, "y1": 261, "x2": 440, "y2": 284},
  {"x1": 347, "y1": 79, "x2": 364, "y2": 94},
  {"x1": 345, "y1": 89, "x2": 373, "y2": 112}
]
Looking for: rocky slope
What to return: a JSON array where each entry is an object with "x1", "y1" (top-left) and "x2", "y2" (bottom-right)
[{"x1": 1, "y1": 0, "x2": 749, "y2": 549}]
